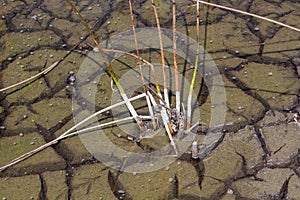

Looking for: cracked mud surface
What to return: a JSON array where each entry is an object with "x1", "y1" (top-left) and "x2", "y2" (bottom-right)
[{"x1": 0, "y1": 0, "x2": 300, "y2": 199}]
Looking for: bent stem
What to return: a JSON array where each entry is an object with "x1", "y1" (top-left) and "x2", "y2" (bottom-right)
[
  {"x1": 129, "y1": 0, "x2": 156, "y2": 129},
  {"x1": 0, "y1": 93, "x2": 147, "y2": 172},
  {"x1": 66, "y1": 0, "x2": 146, "y2": 131}
]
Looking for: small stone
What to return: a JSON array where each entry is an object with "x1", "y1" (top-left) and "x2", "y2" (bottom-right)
[
  {"x1": 7, "y1": 57, "x2": 13, "y2": 61},
  {"x1": 268, "y1": 72, "x2": 273, "y2": 76},
  {"x1": 49, "y1": 54, "x2": 54, "y2": 58},
  {"x1": 30, "y1": 141, "x2": 35, "y2": 145},
  {"x1": 165, "y1": 166, "x2": 170, "y2": 171},
  {"x1": 227, "y1": 188, "x2": 234, "y2": 194},
  {"x1": 0, "y1": 126, "x2": 6, "y2": 130},
  {"x1": 254, "y1": 27, "x2": 260, "y2": 31},
  {"x1": 132, "y1": 171, "x2": 137, "y2": 176},
  {"x1": 23, "y1": 114, "x2": 28, "y2": 119},
  {"x1": 168, "y1": 178, "x2": 173, "y2": 183},
  {"x1": 117, "y1": 190, "x2": 125, "y2": 194},
  {"x1": 235, "y1": 50, "x2": 240, "y2": 54},
  {"x1": 93, "y1": 47, "x2": 99, "y2": 52},
  {"x1": 191, "y1": 141, "x2": 199, "y2": 159},
  {"x1": 238, "y1": 106, "x2": 243, "y2": 110},
  {"x1": 88, "y1": 6, "x2": 92, "y2": 10},
  {"x1": 31, "y1": 15, "x2": 38, "y2": 20},
  {"x1": 19, "y1": 133, "x2": 24, "y2": 137}
]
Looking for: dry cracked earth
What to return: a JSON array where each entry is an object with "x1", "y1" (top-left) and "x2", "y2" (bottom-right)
[{"x1": 0, "y1": 0, "x2": 300, "y2": 199}]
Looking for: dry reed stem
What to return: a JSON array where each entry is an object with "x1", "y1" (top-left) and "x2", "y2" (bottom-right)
[
  {"x1": 0, "y1": 93, "x2": 147, "y2": 172},
  {"x1": 66, "y1": 0, "x2": 147, "y2": 132},
  {"x1": 129, "y1": 0, "x2": 156, "y2": 129},
  {"x1": 172, "y1": 0, "x2": 180, "y2": 113},
  {"x1": 0, "y1": 30, "x2": 90, "y2": 93},
  {"x1": 151, "y1": 0, "x2": 170, "y2": 108},
  {"x1": 194, "y1": 0, "x2": 300, "y2": 32}
]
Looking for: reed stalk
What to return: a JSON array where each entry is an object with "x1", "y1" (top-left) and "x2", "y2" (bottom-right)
[
  {"x1": 187, "y1": 1, "x2": 200, "y2": 129},
  {"x1": 194, "y1": 0, "x2": 300, "y2": 32},
  {"x1": 129, "y1": 0, "x2": 156, "y2": 129},
  {"x1": 151, "y1": 0, "x2": 170, "y2": 108},
  {"x1": 0, "y1": 32, "x2": 89, "y2": 93},
  {"x1": 172, "y1": 0, "x2": 180, "y2": 113},
  {"x1": 66, "y1": 0, "x2": 147, "y2": 131},
  {"x1": 0, "y1": 93, "x2": 147, "y2": 172}
]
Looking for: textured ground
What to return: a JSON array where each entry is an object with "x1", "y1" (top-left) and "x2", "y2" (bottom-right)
[{"x1": 0, "y1": 0, "x2": 299, "y2": 199}]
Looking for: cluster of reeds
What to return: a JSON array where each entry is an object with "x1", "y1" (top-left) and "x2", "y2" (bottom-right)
[{"x1": 0, "y1": 0, "x2": 299, "y2": 172}]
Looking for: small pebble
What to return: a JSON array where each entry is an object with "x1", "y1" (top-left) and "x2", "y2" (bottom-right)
[
  {"x1": 254, "y1": 27, "x2": 260, "y2": 31},
  {"x1": 19, "y1": 133, "x2": 24, "y2": 137},
  {"x1": 23, "y1": 114, "x2": 28, "y2": 119},
  {"x1": 165, "y1": 166, "x2": 170, "y2": 171},
  {"x1": 30, "y1": 141, "x2": 35, "y2": 145},
  {"x1": 132, "y1": 172, "x2": 137, "y2": 176},
  {"x1": 227, "y1": 188, "x2": 234, "y2": 194},
  {"x1": 168, "y1": 178, "x2": 173, "y2": 183},
  {"x1": 268, "y1": 72, "x2": 273, "y2": 76},
  {"x1": 0, "y1": 126, "x2": 6, "y2": 130},
  {"x1": 93, "y1": 47, "x2": 99, "y2": 52},
  {"x1": 117, "y1": 190, "x2": 125, "y2": 194}
]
